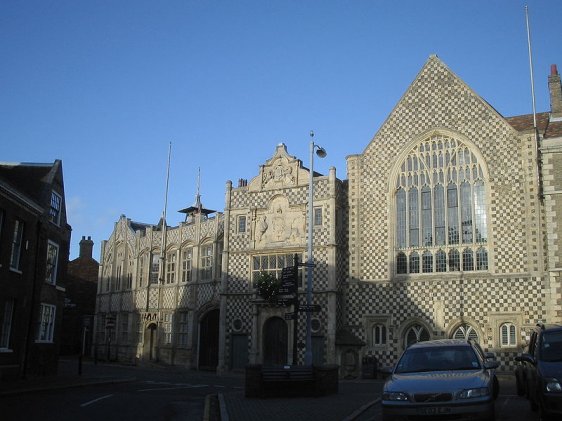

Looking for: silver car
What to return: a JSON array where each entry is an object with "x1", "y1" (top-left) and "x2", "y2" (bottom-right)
[{"x1": 382, "y1": 339, "x2": 499, "y2": 421}]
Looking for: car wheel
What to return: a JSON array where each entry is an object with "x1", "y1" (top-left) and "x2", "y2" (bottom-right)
[
  {"x1": 493, "y1": 376, "x2": 499, "y2": 400},
  {"x1": 486, "y1": 403, "x2": 496, "y2": 421}
]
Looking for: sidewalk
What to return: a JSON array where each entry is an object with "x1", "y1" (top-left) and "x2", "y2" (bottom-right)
[{"x1": 0, "y1": 357, "x2": 136, "y2": 397}]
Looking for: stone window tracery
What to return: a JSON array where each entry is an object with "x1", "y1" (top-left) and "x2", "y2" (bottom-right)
[{"x1": 395, "y1": 135, "x2": 489, "y2": 274}]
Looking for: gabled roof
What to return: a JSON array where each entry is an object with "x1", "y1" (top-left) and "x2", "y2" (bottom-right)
[
  {"x1": 0, "y1": 160, "x2": 64, "y2": 213},
  {"x1": 505, "y1": 112, "x2": 562, "y2": 139}
]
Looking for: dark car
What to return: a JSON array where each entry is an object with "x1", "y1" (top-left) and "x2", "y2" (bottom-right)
[
  {"x1": 515, "y1": 323, "x2": 562, "y2": 420},
  {"x1": 382, "y1": 339, "x2": 499, "y2": 421}
]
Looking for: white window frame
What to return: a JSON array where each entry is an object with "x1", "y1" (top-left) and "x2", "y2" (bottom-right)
[
  {"x1": 166, "y1": 251, "x2": 177, "y2": 284},
  {"x1": 45, "y1": 241, "x2": 59, "y2": 285},
  {"x1": 251, "y1": 252, "x2": 304, "y2": 288},
  {"x1": 49, "y1": 191, "x2": 62, "y2": 226},
  {"x1": 177, "y1": 312, "x2": 189, "y2": 347},
  {"x1": 313, "y1": 207, "x2": 323, "y2": 226},
  {"x1": 36, "y1": 303, "x2": 56, "y2": 343},
  {"x1": 162, "y1": 313, "x2": 173, "y2": 345},
  {"x1": 181, "y1": 248, "x2": 192, "y2": 283},
  {"x1": 200, "y1": 244, "x2": 213, "y2": 281},
  {"x1": 10, "y1": 219, "x2": 24, "y2": 271},
  {"x1": 150, "y1": 253, "x2": 160, "y2": 284},
  {"x1": 0, "y1": 299, "x2": 15, "y2": 351},
  {"x1": 500, "y1": 323, "x2": 517, "y2": 348},
  {"x1": 238, "y1": 215, "x2": 247, "y2": 233}
]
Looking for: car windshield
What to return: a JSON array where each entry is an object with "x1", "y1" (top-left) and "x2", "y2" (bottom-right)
[
  {"x1": 395, "y1": 345, "x2": 481, "y2": 373},
  {"x1": 540, "y1": 331, "x2": 562, "y2": 362}
]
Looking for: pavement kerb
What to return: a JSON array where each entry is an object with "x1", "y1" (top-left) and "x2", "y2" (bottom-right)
[
  {"x1": 342, "y1": 397, "x2": 381, "y2": 421},
  {"x1": 0, "y1": 377, "x2": 137, "y2": 397},
  {"x1": 218, "y1": 393, "x2": 229, "y2": 421}
]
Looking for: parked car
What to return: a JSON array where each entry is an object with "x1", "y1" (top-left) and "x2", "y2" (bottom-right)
[
  {"x1": 515, "y1": 323, "x2": 562, "y2": 420},
  {"x1": 381, "y1": 339, "x2": 499, "y2": 421}
]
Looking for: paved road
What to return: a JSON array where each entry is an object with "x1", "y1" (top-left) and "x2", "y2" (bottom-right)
[{"x1": 0, "y1": 362, "x2": 243, "y2": 421}]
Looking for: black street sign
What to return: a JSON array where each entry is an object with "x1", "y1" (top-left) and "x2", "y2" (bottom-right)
[
  {"x1": 284, "y1": 312, "x2": 296, "y2": 320},
  {"x1": 276, "y1": 298, "x2": 295, "y2": 307},
  {"x1": 281, "y1": 266, "x2": 297, "y2": 282},
  {"x1": 278, "y1": 285, "x2": 296, "y2": 295},
  {"x1": 298, "y1": 304, "x2": 321, "y2": 313}
]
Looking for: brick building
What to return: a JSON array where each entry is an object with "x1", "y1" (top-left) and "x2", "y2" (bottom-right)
[
  {"x1": 61, "y1": 236, "x2": 98, "y2": 355},
  {"x1": 0, "y1": 160, "x2": 71, "y2": 379}
]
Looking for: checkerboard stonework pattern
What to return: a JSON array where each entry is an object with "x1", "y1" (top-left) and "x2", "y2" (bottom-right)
[{"x1": 345, "y1": 56, "x2": 551, "y2": 368}]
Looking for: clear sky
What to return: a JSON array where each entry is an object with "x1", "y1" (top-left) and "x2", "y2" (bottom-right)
[{"x1": 2, "y1": 0, "x2": 562, "y2": 261}]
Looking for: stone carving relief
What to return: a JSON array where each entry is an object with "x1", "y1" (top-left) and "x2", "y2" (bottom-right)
[
  {"x1": 262, "y1": 157, "x2": 296, "y2": 189},
  {"x1": 247, "y1": 144, "x2": 310, "y2": 192},
  {"x1": 255, "y1": 196, "x2": 305, "y2": 248}
]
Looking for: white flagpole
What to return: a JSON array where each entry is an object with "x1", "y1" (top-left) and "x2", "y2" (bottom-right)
[{"x1": 160, "y1": 142, "x2": 172, "y2": 284}]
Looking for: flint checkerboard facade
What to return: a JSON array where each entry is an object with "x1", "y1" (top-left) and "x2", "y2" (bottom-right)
[{"x1": 94, "y1": 56, "x2": 562, "y2": 375}]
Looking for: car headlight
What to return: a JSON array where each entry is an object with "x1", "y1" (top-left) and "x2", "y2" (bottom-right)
[
  {"x1": 544, "y1": 378, "x2": 562, "y2": 393},
  {"x1": 383, "y1": 391, "x2": 409, "y2": 401},
  {"x1": 457, "y1": 387, "x2": 490, "y2": 399}
]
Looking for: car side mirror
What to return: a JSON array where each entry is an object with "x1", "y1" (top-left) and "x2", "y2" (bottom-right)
[
  {"x1": 484, "y1": 360, "x2": 500, "y2": 369},
  {"x1": 484, "y1": 352, "x2": 497, "y2": 360}
]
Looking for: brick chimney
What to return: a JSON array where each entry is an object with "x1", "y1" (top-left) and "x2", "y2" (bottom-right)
[
  {"x1": 549, "y1": 64, "x2": 562, "y2": 121},
  {"x1": 79, "y1": 236, "x2": 94, "y2": 259}
]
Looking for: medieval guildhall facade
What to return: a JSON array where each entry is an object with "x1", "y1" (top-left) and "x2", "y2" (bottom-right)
[{"x1": 94, "y1": 56, "x2": 562, "y2": 376}]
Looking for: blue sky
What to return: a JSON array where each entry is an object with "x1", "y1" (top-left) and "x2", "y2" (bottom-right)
[{"x1": 2, "y1": 0, "x2": 562, "y2": 260}]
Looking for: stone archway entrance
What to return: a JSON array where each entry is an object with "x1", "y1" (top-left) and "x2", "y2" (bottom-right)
[
  {"x1": 263, "y1": 317, "x2": 288, "y2": 366},
  {"x1": 198, "y1": 309, "x2": 219, "y2": 370},
  {"x1": 143, "y1": 323, "x2": 157, "y2": 361}
]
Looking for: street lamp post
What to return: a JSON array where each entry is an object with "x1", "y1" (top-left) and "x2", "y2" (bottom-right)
[{"x1": 305, "y1": 130, "x2": 326, "y2": 366}]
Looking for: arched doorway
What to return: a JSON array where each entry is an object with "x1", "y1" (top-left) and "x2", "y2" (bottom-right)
[
  {"x1": 143, "y1": 323, "x2": 157, "y2": 361},
  {"x1": 198, "y1": 309, "x2": 219, "y2": 370},
  {"x1": 263, "y1": 317, "x2": 288, "y2": 366}
]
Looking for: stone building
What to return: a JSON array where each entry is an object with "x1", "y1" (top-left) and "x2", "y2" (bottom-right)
[
  {"x1": 345, "y1": 56, "x2": 562, "y2": 371},
  {"x1": 94, "y1": 56, "x2": 562, "y2": 376},
  {"x1": 93, "y1": 198, "x2": 224, "y2": 369},
  {"x1": 218, "y1": 144, "x2": 348, "y2": 373}
]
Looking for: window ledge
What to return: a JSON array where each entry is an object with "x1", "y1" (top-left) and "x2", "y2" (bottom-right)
[{"x1": 0, "y1": 348, "x2": 14, "y2": 353}]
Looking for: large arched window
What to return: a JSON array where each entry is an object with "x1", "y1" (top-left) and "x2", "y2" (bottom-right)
[{"x1": 395, "y1": 135, "x2": 488, "y2": 274}]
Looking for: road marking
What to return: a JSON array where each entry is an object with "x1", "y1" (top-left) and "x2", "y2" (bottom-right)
[
  {"x1": 80, "y1": 394, "x2": 114, "y2": 407},
  {"x1": 137, "y1": 385, "x2": 208, "y2": 392}
]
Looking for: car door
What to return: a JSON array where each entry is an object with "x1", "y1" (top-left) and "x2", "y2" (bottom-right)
[{"x1": 526, "y1": 331, "x2": 540, "y2": 403}]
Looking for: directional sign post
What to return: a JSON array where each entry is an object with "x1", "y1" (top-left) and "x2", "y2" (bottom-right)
[{"x1": 298, "y1": 304, "x2": 321, "y2": 313}]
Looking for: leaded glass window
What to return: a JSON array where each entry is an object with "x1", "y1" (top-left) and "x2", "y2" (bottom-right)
[
  {"x1": 453, "y1": 324, "x2": 479, "y2": 343},
  {"x1": 405, "y1": 324, "x2": 430, "y2": 348},
  {"x1": 394, "y1": 135, "x2": 489, "y2": 274}
]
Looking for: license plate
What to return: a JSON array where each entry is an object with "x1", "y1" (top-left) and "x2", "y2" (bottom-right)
[{"x1": 417, "y1": 407, "x2": 452, "y2": 415}]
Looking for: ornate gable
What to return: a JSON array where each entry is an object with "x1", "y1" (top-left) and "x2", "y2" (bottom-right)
[{"x1": 248, "y1": 143, "x2": 310, "y2": 191}]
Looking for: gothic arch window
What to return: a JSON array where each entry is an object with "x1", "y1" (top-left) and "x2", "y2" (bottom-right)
[
  {"x1": 394, "y1": 135, "x2": 488, "y2": 274},
  {"x1": 452, "y1": 323, "x2": 479, "y2": 343},
  {"x1": 404, "y1": 324, "x2": 430, "y2": 348}
]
